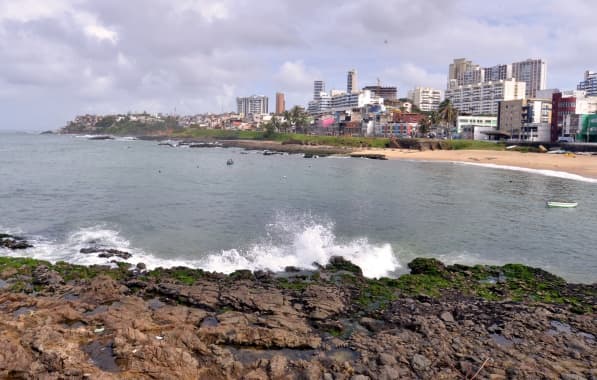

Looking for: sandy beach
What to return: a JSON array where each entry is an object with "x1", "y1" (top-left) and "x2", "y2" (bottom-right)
[{"x1": 352, "y1": 148, "x2": 597, "y2": 180}]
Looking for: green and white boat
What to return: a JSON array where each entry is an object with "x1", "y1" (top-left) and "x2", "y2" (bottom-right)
[{"x1": 546, "y1": 201, "x2": 578, "y2": 208}]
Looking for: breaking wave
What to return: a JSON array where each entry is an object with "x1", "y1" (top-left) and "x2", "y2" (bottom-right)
[{"x1": 0, "y1": 216, "x2": 401, "y2": 278}]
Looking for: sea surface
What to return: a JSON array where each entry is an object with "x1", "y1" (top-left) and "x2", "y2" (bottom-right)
[{"x1": 1, "y1": 133, "x2": 596, "y2": 283}]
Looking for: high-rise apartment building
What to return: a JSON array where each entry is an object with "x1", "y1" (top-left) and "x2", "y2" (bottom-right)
[
  {"x1": 347, "y1": 70, "x2": 358, "y2": 93},
  {"x1": 484, "y1": 64, "x2": 512, "y2": 82},
  {"x1": 577, "y1": 70, "x2": 597, "y2": 96},
  {"x1": 445, "y1": 79, "x2": 526, "y2": 115},
  {"x1": 448, "y1": 58, "x2": 480, "y2": 87},
  {"x1": 313, "y1": 80, "x2": 325, "y2": 101},
  {"x1": 511, "y1": 59, "x2": 547, "y2": 98},
  {"x1": 447, "y1": 58, "x2": 546, "y2": 98},
  {"x1": 410, "y1": 87, "x2": 443, "y2": 112},
  {"x1": 236, "y1": 95, "x2": 268, "y2": 116},
  {"x1": 275, "y1": 92, "x2": 285, "y2": 114}
]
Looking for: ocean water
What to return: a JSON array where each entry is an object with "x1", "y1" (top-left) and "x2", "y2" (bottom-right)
[{"x1": 1, "y1": 133, "x2": 596, "y2": 283}]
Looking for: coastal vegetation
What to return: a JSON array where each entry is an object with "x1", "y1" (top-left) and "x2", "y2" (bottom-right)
[{"x1": 0, "y1": 255, "x2": 592, "y2": 313}]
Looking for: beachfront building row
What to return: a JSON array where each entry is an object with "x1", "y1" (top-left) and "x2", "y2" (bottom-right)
[
  {"x1": 448, "y1": 58, "x2": 546, "y2": 99},
  {"x1": 444, "y1": 79, "x2": 526, "y2": 116},
  {"x1": 551, "y1": 90, "x2": 597, "y2": 142}
]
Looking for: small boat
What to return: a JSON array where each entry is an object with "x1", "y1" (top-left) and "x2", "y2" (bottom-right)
[
  {"x1": 546, "y1": 201, "x2": 578, "y2": 208},
  {"x1": 226, "y1": 159, "x2": 234, "y2": 166}
]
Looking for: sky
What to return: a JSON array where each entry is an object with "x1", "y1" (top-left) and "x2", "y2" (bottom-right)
[{"x1": 1, "y1": 0, "x2": 596, "y2": 131}]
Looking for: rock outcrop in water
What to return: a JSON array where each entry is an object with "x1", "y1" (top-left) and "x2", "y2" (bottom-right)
[
  {"x1": 0, "y1": 255, "x2": 595, "y2": 379},
  {"x1": 0, "y1": 234, "x2": 33, "y2": 250}
]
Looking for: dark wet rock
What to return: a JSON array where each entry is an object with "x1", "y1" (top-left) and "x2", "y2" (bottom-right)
[
  {"x1": 136, "y1": 262, "x2": 146, "y2": 270},
  {"x1": 325, "y1": 256, "x2": 363, "y2": 276},
  {"x1": 82, "y1": 341, "x2": 120, "y2": 372},
  {"x1": 80, "y1": 247, "x2": 132, "y2": 260},
  {"x1": 0, "y1": 234, "x2": 33, "y2": 250}
]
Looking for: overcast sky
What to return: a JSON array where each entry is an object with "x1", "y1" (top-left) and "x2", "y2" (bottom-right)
[{"x1": 1, "y1": 0, "x2": 596, "y2": 131}]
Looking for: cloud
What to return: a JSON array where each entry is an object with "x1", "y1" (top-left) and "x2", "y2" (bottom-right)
[
  {"x1": 382, "y1": 64, "x2": 446, "y2": 96},
  {"x1": 0, "y1": 0, "x2": 596, "y2": 130}
]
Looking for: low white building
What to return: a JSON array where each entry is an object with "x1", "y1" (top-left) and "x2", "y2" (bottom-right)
[
  {"x1": 521, "y1": 123, "x2": 551, "y2": 142},
  {"x1": 456, "y1": 115, "x2": 498, "y2": 140}
]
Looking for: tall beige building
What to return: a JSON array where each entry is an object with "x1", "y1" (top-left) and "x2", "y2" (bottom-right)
[{"x1": 448, "y1": 58, "x2": 481, "y2": 87}]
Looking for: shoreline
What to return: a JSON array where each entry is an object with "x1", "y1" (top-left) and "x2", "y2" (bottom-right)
[
  {"x1": 0, "y1": 255, "x2": 595, "y2": 378},
  {"x1": 64, "y1": 133, "x2": 597, "y2": 181},
  {"x1": 351, "y1": 148, "x2": 597, "y2": 181}
]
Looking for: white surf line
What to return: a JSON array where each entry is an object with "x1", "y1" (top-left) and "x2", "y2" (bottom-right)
[
  {"x1": 398, "y1": 158, "x2": 597, "y2": 184},
  {"x1": 453, "y1": 161, "x2": 597, "y2": 184}
]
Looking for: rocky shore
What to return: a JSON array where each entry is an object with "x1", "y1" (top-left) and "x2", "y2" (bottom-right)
[{"x1": 0, "y1": 235, "x2": 595, "y2": 379}]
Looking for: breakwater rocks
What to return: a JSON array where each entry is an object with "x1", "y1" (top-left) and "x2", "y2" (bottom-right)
[{"x1": 0, "y1": 256, "x2": 595, "y2": 379}]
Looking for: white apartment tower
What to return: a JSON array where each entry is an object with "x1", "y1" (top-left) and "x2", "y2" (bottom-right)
[
  {"x1": 313, "y1": 80, "x2": 325, "y2": 101},
  {"x1": 347, "y1": 69, "x2": 358, "y2": 93},
  {"x1": 236, "y1": 95, "x2": 269, "y2": 116},
  {"x1": 511, "y1": 59, "x2": 547, "y2": 98},
  {"x1": 411, "y1": 87, "x2": 443, "y2": 112}
]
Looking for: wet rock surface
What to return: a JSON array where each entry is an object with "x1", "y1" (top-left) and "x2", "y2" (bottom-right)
[
  {"x1": 0, "y1": 255, "x2": 595, "y2": 379},
  {"x1": 80, "y1": 247, "x2": 133, "y2": 260},
  {"x1": 0, "y1": 234, "x2": 33, "y2": 250}
]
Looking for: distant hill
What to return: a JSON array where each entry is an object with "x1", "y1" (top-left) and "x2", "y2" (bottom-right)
[{"x1": 60, "y1": 114, "x2": 183, "y2": 136}]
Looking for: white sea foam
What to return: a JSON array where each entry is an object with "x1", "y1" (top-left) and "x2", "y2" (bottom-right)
[
  {"x1": 201, "y1": 218, "x2": 400, "y2": 278},
  {"x1": 1, "y1": 218, "x2": 401, "y2": 278},
  {"x1": 452, "y1": 161, "x2": 597, "y2": 183}
]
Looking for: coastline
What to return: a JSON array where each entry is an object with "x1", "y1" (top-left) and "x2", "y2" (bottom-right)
[
  {"x1": 0, "y1": 254, "x2": 595, "y2": 378},
  {"x1": 351, "y1": 148, "x2": 597, "y2": 181}
]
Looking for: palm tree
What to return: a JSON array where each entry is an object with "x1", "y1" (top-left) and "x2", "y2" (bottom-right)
[
  {"x1": 289, "y1": 106, "x2": 309, "y2": 134},
  {"x1": 417, "y1": 116, "x2": 431, "y2": 137},
  {"x1": 438, "y1": 100, "x2": 458, "y2": 139}
]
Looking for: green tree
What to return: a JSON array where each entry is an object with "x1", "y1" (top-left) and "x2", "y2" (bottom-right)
[
  {"x1": 417, "y1": 116, "x2": 431, "y2": 137},
  {"x1": 263, "y1": 120, "x2": 276, "y2": 138},
  {"x1": 289, "y1": 106, "x2": 310, "y2": 134},
  {"x1": 438, "y1": 100, "x2": 458, "y2": 139}
]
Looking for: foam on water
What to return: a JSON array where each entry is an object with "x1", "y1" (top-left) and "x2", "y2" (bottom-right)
[
  {"x1": 0, "y1": 216, "x2": 401, "y2": 278},
  {"x1": 201, "y1": 216, "x2": 400, "y2": 278},
  {"x1": 454, "y1": 161, "x2": 597, "y2": 183}
]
